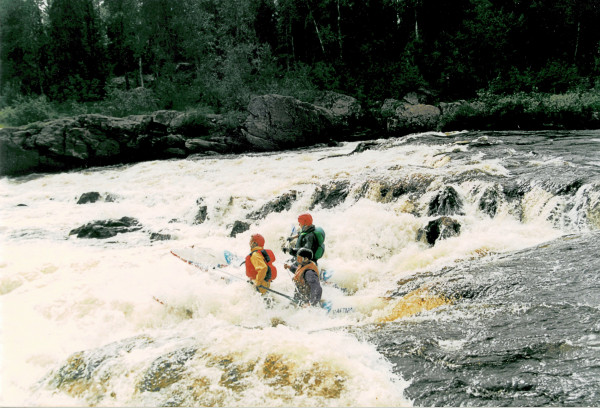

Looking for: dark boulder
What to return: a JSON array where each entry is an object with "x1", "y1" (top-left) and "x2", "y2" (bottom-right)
[
  {"x1": 247, "y1": 191, "x2": 298, "y2": 220},
  {"x1": 69, "y1": 216, "x2": 142, "y2": 239},
  {"x1": 310, "y1": 181, "x2": 351, "y2": 209},
  {"x1": 241, "y1": 94, "x2": 335, "y2": 150},
  {"x1": 76, "y1": 192, "x2": 101, "y2": 204},
  {"x1": 428, "y1": 186, "x2": 465, "y2": 216},
  {"x1": 313, "y1": 91, "x2": 363, "y2": 133},
  {"x1": 150, "y1": 233, "x2": 172, "y2": 241},
  {"x1": 417, "y1": 216, "x2": 462, "y2": 245},
  {"x1": 478, "y1": 187, "x2": 501, "y2": 218},
  {"x1": 381, "y1": 98, "x2": 441, "y2": 134},
  {"x1": 230, "y1": 220, "x2": 250, "y2": 237},
  {"x1": 193, "y1": 198, "x2": 208, "y2": 225}
]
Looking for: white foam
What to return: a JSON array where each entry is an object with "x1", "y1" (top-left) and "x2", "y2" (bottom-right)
[{"x1": 0, "y1": 133, "x2": 587, "y2": 406}]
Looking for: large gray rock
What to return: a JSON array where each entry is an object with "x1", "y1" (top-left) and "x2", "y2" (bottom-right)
[
  {"x1": 0, "y1": 91, "x2": 443, "y2": 177},
  {"x1": 314, "y1": 91, "x2": 362, "y2": 128},
  {"x1": 0, "y1": 112, "x2": 241, "y2": 176},
  {"x1": 241, "y1": 94, "x2": 335, "y2": 150},
  {"x1": 381, "y1": 98, "x2": 441, "y2": 133}
]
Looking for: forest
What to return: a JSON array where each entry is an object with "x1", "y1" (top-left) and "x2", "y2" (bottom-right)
[{"x1": 1, "y1": 0, "x2": 600, "y2": 127}]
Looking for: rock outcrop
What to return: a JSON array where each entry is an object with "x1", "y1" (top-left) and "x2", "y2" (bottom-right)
[
  {"x1": 381, "y1": 98, "x2": 441, "y2": 133},
  {"x1": 0, "y1": 91, "x2": 449, "y2": 177},
  {"x1": 0, "y1": 112, "x2": 238, "y2": 176},
  {"x1": 241, "y1": 94, "x2": 335, "y2": 150}
]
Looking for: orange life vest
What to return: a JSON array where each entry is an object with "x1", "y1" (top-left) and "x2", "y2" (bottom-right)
[
  {"x1": 293, "y1": 261, "x2": 319, "y2": 285},
  {"x1": 245, "y1": 249, "x2": 277, "y2": 281}
]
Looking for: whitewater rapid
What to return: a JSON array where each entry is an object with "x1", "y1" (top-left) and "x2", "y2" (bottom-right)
[{"x1": 1, "y1": 130, "x2": 598, "y2": 406}]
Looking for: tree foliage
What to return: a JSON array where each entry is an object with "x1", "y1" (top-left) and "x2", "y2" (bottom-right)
[
  {"x1": 46, "y1": 0, "x2": 108, "y2": 101},
  {"x1": 1, "y1": 0, "x2": 599, "y2": 111}
]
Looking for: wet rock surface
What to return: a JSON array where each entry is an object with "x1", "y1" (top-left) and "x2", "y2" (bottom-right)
[{"x1": 69, "y1": 217, "x2": 142, "y2": 239}]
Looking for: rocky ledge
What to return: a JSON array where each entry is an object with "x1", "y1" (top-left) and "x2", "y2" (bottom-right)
[{"x1": 0, "y1": 91, "x2": 441, "y2": 177}]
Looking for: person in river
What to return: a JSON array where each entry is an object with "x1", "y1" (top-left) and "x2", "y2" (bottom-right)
[
  {"x1": 284, "y1": 213, "x2": 320, "y2": 263},
  {"x1": 246, "y1": 234, "x2": 277, "y2": 295},
  {"x1": 284, "y1": 248, "x2": 322, "y2": 307}
]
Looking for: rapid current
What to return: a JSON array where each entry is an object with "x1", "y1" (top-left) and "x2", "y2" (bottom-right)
[{"x1": 1, "y1": 130, "x2": 599, "y2": 406}]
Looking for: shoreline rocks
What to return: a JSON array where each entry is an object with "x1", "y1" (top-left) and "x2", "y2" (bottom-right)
[{"x1": 0, "y1": 92, "x2": 450, "y2": 177}]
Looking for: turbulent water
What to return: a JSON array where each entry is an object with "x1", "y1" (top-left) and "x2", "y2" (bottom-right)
[{"x1": 1, "y1": 130, "x2": 599, "y2": 407}]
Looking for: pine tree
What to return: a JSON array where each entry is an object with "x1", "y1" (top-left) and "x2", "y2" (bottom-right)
[
  {"x1": 0, "y1": 0, "x2": 47, "y2": 97},
  {"x1": 47, "y1": 0, "x2": 107, "y2": 101}
]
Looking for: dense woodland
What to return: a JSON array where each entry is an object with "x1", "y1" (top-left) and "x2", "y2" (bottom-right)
[{"x1": 1, "y1": 0, "x2": 600, "y2": 126}]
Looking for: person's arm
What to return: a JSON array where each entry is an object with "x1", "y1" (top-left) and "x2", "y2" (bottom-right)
[
  {"x1": 304, "y1": 270, "x2": 322, "y2": 306},
  {"x1": 251, "y1": 252, "x2": 268, "y2": 285}
]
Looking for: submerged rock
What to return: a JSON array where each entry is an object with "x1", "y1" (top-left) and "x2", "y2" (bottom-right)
[
  {"x1": 230, "y1": 220, "x2": 250, "y2": 237},
  {"x1": 138, "y1": 347, "x2": 197, "y2": 393},
  {"x1": 194, "y1": 198, "x2": 208, "y2": 225},
  {"x1": 76, "y1": 191, "x2": 118, "y2": 204},
  {"x1": 150, "y1": 232, "x2": 172, "y2": 241},
  {"x1": 247, "y1": 191, "x2": 298, "y2": 220},
  {"x1": 69, "y1": 216, "x2": 142, "y2": 239},
  {"x1": 357, "y1": 175, "x2": 435, "y2": 204},
  {"x1": 428, "y1": 186, "x2": 465, "y2": 216},
  {"x1": 417, "y1": 216, "x2": 462, "y2": 245},
  {"x1": 478, "y1": 187, "x2": 501, "y2": 218},
  {"x1": 310, "y1": 181, "x2": 351, "y2": 209},
  {"x1": 47, "y1": 336, "x2": 154, "y2": 402},
  {"x1": 76, "y1": 192, "x2": 101, "y2": 204}
]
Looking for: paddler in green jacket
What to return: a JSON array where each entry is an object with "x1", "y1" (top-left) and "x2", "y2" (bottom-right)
[
  {"x1": 285, "y1": 213, "x2": 320, "y2": 263},
  {"x1": 284, "y1": 248, "x2": 322, "y2": 307}
]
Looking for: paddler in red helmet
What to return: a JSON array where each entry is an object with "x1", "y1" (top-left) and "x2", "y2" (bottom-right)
[
  {"x1": 285, "y1": 213, "x2": 320, "y2": 263},
  {"x1": 246, "y1": 233, "x2": 278, "y2": 295}
]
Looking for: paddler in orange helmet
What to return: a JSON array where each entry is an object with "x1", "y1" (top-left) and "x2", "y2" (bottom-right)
[{"x1": 246, "y1": 233, "x2": 278, "y2": 295}]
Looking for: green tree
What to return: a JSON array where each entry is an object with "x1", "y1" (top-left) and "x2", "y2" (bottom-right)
[
  {"x1": 0, "y1": 0, "x2": 48, "y2": 98},
  {"x1": 47, "y1": 0, "x2": 107, "y2": 101},
  {"x1": 104, "y1": 0, "x2": 141, "y2": 89}
]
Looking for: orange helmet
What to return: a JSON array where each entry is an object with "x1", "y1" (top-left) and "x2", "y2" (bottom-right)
[
  {"x1": 251, "y1": 233, "x2": 265, "y2": 247},
  {"x1": 298, "y1": 213, "x2": 313, "y2": 227}
]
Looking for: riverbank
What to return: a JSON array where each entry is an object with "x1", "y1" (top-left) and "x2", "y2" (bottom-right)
[{"x1": 1, "y1": 89, "x2": 599, "y2": 177}]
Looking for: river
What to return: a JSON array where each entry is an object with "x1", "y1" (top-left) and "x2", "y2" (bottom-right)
[{"x1": 1, "y1": 130, "x2": 599, "y2": 406}]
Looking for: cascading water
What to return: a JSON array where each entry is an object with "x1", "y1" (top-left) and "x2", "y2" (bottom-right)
[{"x1": 1, "y1": 130, "x2": 599, "y2": 406}]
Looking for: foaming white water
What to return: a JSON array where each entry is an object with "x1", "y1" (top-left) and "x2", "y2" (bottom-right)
[{"x1": 0, "y1": 134, "x2": 586, "y2": 406}]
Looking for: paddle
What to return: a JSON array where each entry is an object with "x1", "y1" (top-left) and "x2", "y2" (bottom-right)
[{"x1": 175, "y1": 250, "x2": 298, "y2": 305}]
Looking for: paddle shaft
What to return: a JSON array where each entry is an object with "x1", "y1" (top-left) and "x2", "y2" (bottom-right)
[{"x1": 174, "y1": 251, "x2": 299, "y2": 304}]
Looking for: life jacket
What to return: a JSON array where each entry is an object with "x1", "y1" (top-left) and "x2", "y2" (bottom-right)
[
  {"x1": 293, "y1": 261, "x2": 319, "y2": 286},
  {"x1": 245, "y1": 248, "x2": 277, "y2": 282}
]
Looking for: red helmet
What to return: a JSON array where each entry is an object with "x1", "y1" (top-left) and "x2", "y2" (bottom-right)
[
  {"x1": 251, "y1": 233, "x2": 265, "y2": 247},
  {"x1": 298, "y1": 213, "x2": 313, "y2": 227}
]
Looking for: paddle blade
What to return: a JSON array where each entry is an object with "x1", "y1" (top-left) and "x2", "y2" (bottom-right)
[
  {"x1": 320, "y1": 300, "x2": 333, "y2": 312},
  {"x1": 224, "y1": 250, "x2": 234, "y2": 265},
  {"x1": 321, "y1": 269, "x2": 334, "y2": 281}
]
